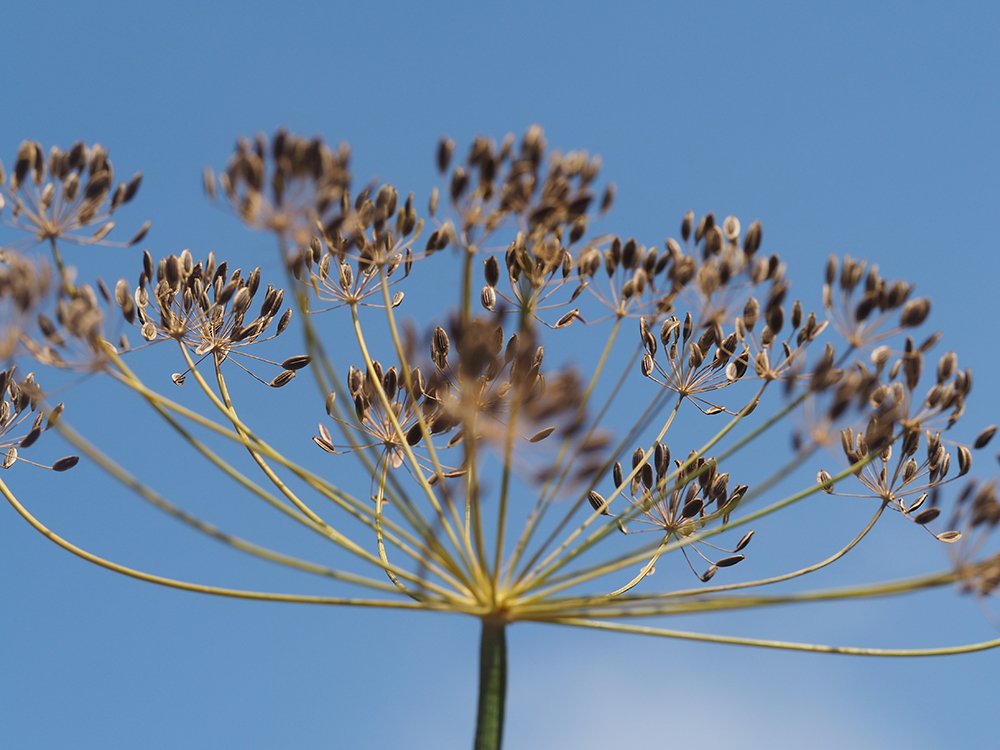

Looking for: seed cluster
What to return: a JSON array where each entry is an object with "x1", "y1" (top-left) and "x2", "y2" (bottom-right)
[
  {"x1": 0, "y1": 128, "x2": 997, "y2": 645},
  {"x1": 0, "y1": 141, "x2": 149, "y2": 247},
  {"x1": 117, "y1": 250, "x2": 308, "y2": 386},
  {"x1": 0, "y1": 367, "x2": 77, "y2": 472}
]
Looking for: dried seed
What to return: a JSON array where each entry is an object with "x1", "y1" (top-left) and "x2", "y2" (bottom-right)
[
  {"x1": 974, "y1": 425, "x2": 997, "y2": 450},
  {"x1": 269, "y1": 370, "x2": 297, "y2": 388},
  {"x1": 280, "y1": 355, "x2": 311, "y2": 371},
  {"x1": 480, "y1": 285, "x2": 496, "y2": 311},
  {"x1": 734, "y1": 530, "x2": 755, "y2": 552},
  {"x1": 529, "y1": 426, "x2": 556, "y2": 443},
  {"x1": 681, "y1": 498, "x2": 703, "y2": 518},
  {"x1": 899, "y1": 298, "x2": 930, "y2": 327},
  {"x1": 588, "y1": 490, "x2": 611, "y2": 515},
  {"x1": 51, "y1": 456, "x2": 80, "y2": 472},
  {"x1": 957, "y1": 445, "x2": 972, "y2": 476},
  {"x1": 715, "y1": 554, "x2": 744, "y2": 568}
]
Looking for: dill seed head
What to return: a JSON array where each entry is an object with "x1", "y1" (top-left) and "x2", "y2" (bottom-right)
[{"x1": 1, "y1": 141, "x2": 149, "y2": 248}]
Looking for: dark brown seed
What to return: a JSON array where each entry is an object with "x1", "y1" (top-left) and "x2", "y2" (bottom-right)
[
  {"x1": 957, "y1": 445, "x2": 972, "y2": 476},
  {"x1": 280, "y1": 355, "x2": 311, "y2": 371},
  {"x1": 681, "y1": 498, "x2": 704, "y2": 518},
  {"x1": 588, "y1": 490, "x2": 611, "y2": 515},
  {"x1": 312, "y1": 434, "x2": 338, "y2": 454},
  {"x1": 20, "y1": 427, "x2": 41, "y2": 448},
  {"x1": 128, "y1": 220, "x2": 151, "y2": 246},
  {"x1": 437, "y1": 138, "x2": 454, "y2": 174},
  {"x1": 913, "y1": 507, "x2": 941, "y2": 525},
  {"x1": 51, "y1": 456, "x2": 80, "y2": 472},
  {"x1": 974, "y1": 426, "x2": 997, "y2": 450},
  {"x1": 734, "y1": 530, "x2": 755, "y2": 552},
  {"x1": 899, "y1": 298, "x2": 930, "y2": 328},
  {"x1": 269, "y1": 370, "x2": 297, "y2": 388},
  {"x1": 529, "y1": 427, "x2": 556, "y2": 443},
  {"x1": 715, "y1": 554, "x2": 744, "y2": 568}
]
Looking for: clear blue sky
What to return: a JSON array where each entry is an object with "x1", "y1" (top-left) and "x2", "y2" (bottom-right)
[{"x1": 2, "y1": 1, "x2": 998, "y2": 748}]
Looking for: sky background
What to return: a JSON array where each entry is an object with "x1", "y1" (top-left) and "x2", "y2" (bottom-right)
[{"x1": 2, "y1": 1, "x2": 999, "y2": 748}]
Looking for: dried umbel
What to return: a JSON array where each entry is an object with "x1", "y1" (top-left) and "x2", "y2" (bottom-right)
[
  {"x1": 0, "y1": 251, "x2": 52, "y2": 357},
  {"x1": 3, "y1": 127, "x2": 998, "y2": 750},
  {"x1": 206, "y1": 130, "x2": 351, "y2": 249},
  {"x1": 0, "y1": 141, "x2": 150, "y2": 250},
  {"x1": 118, "y1": 250, "x2": 308, "y2": 386},
  {"x1": 0, "y1": 367, "x2": 77, "y2": 472}
]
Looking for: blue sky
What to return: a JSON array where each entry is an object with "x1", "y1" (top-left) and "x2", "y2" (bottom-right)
[{"x1": 2, "y1": 1, "x2": 998, "y2": 748}]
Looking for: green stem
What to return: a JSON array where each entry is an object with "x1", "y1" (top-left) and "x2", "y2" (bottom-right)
[{"x1": 474, "y1": 619, "x2": 508, "y2": 750}]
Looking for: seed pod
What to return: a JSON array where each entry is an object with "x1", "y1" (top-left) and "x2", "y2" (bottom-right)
[
  {"x1": 957, "y1": 445, "x2": 972, "y2": 476},
  {"x1": 899, "y1": 298, "x2": 930, "y2": 327},
  {"x1": 681, "y1": 211, "x2": 694, "y2": 242},
  {"x1": 974, "y1": 425, "x2": 997, "y2": 450},
  {"x1": 715, "y1": 554, "x2": 744, "y2": 568},
  {"x1": 481, "y1": 285, "x2": 496, "y2": 311},
  {"x1": 281, "y1": 355, "x2": 311, "y2": 371},
  {"x1": 641, "y1": 353, "x2": 654, "y2": 377},
  {"x1": 484, "y1": 256, "x2": 500, "y2": 287},
  {"x1": 913, "y1": 507, "x2": 941, "y2": 525},
  {"x1": 817, "y1": 470, "x2": 835, "y2": 493},
  {"x1": 555, "y1": 309, "x2": 580, "y2": 328},
  {"x1": 587, "y1": 490, "x2": 611, "y2": 516},
  {"x1": 450, "y1": 167, "x2": 468, "y2": 201},
  {"x1": 743, "y1": 220, "x2": 762, "y2": 255},
  {"x1": 51, "y1": 456, "x2": 80, "y2": 472},
  {"x1": 734, "y1": 530, "x2": 755, "y2": 552},
  {"x1": 529, "y1": 427, "x2": 555, "y2": 443},
  {"x1": 681, "y1": 497, "x2": 703, "y2": 518},
  {"x1": 269, "y1": 370, "x2": 297, "y2": 388},
  {"x1": 437, "y1": 137, "x2": 454, "y2": 174}
]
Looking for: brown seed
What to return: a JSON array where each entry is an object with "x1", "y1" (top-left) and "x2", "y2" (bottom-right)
[
  {"x1": 681, "y1": 497, "x2": 703, "y2": 518},
  {"x1": 913, "y1": 507, "x2": 941, "y2": 525},
  {"x1": 437, "y1": 137, "x2": 454, "y2": 174},
  {"x1": 587, "y1": 490, "x2": 611, "y2": 516},
  {"x1": 957, "y1": 445, "x2": 972, "y2": 476},
  {"x1": 715, "y1": 554, "x2": 744, "y2": 568},
  {"x1": 51, "y1": 456, "x2": 80, "y2": 472},
  {"x1": 734, "y1": 530, "x2": 755, "y2": 552},
  {"x1": 529, "y1": 426, "x2": 556, "y2": 443},
  {"x1": 899, "y1": 298, "x2": 930, "y2": 327},
  {"x1": 269, "y1": 370, "x2": 297, "y2": 388},
  {"x1": 280, "y1": 355, "x2": 311, "y2": 371},
  {"x1": 974, "y1": 425, "x2": 997, "y2": 450}
]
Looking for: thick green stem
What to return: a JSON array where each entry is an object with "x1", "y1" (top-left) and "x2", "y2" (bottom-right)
[{"x1": 474, "y1": 619, "x2": 508, "y2": 750}]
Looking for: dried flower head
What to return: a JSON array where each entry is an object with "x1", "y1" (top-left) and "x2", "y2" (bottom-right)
[
  {"x1": 206, "y1": 130, "x2": 351, "y2": 249},
  {"x1": 0, "y1": 367, "x2": 77, "y2": 471},
  {"x1": 1, "y1": 141, "x2": 149, "y2": 250},
  {"x1": 119, "y1": 249, "x2": 308, "y2": 386}
]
